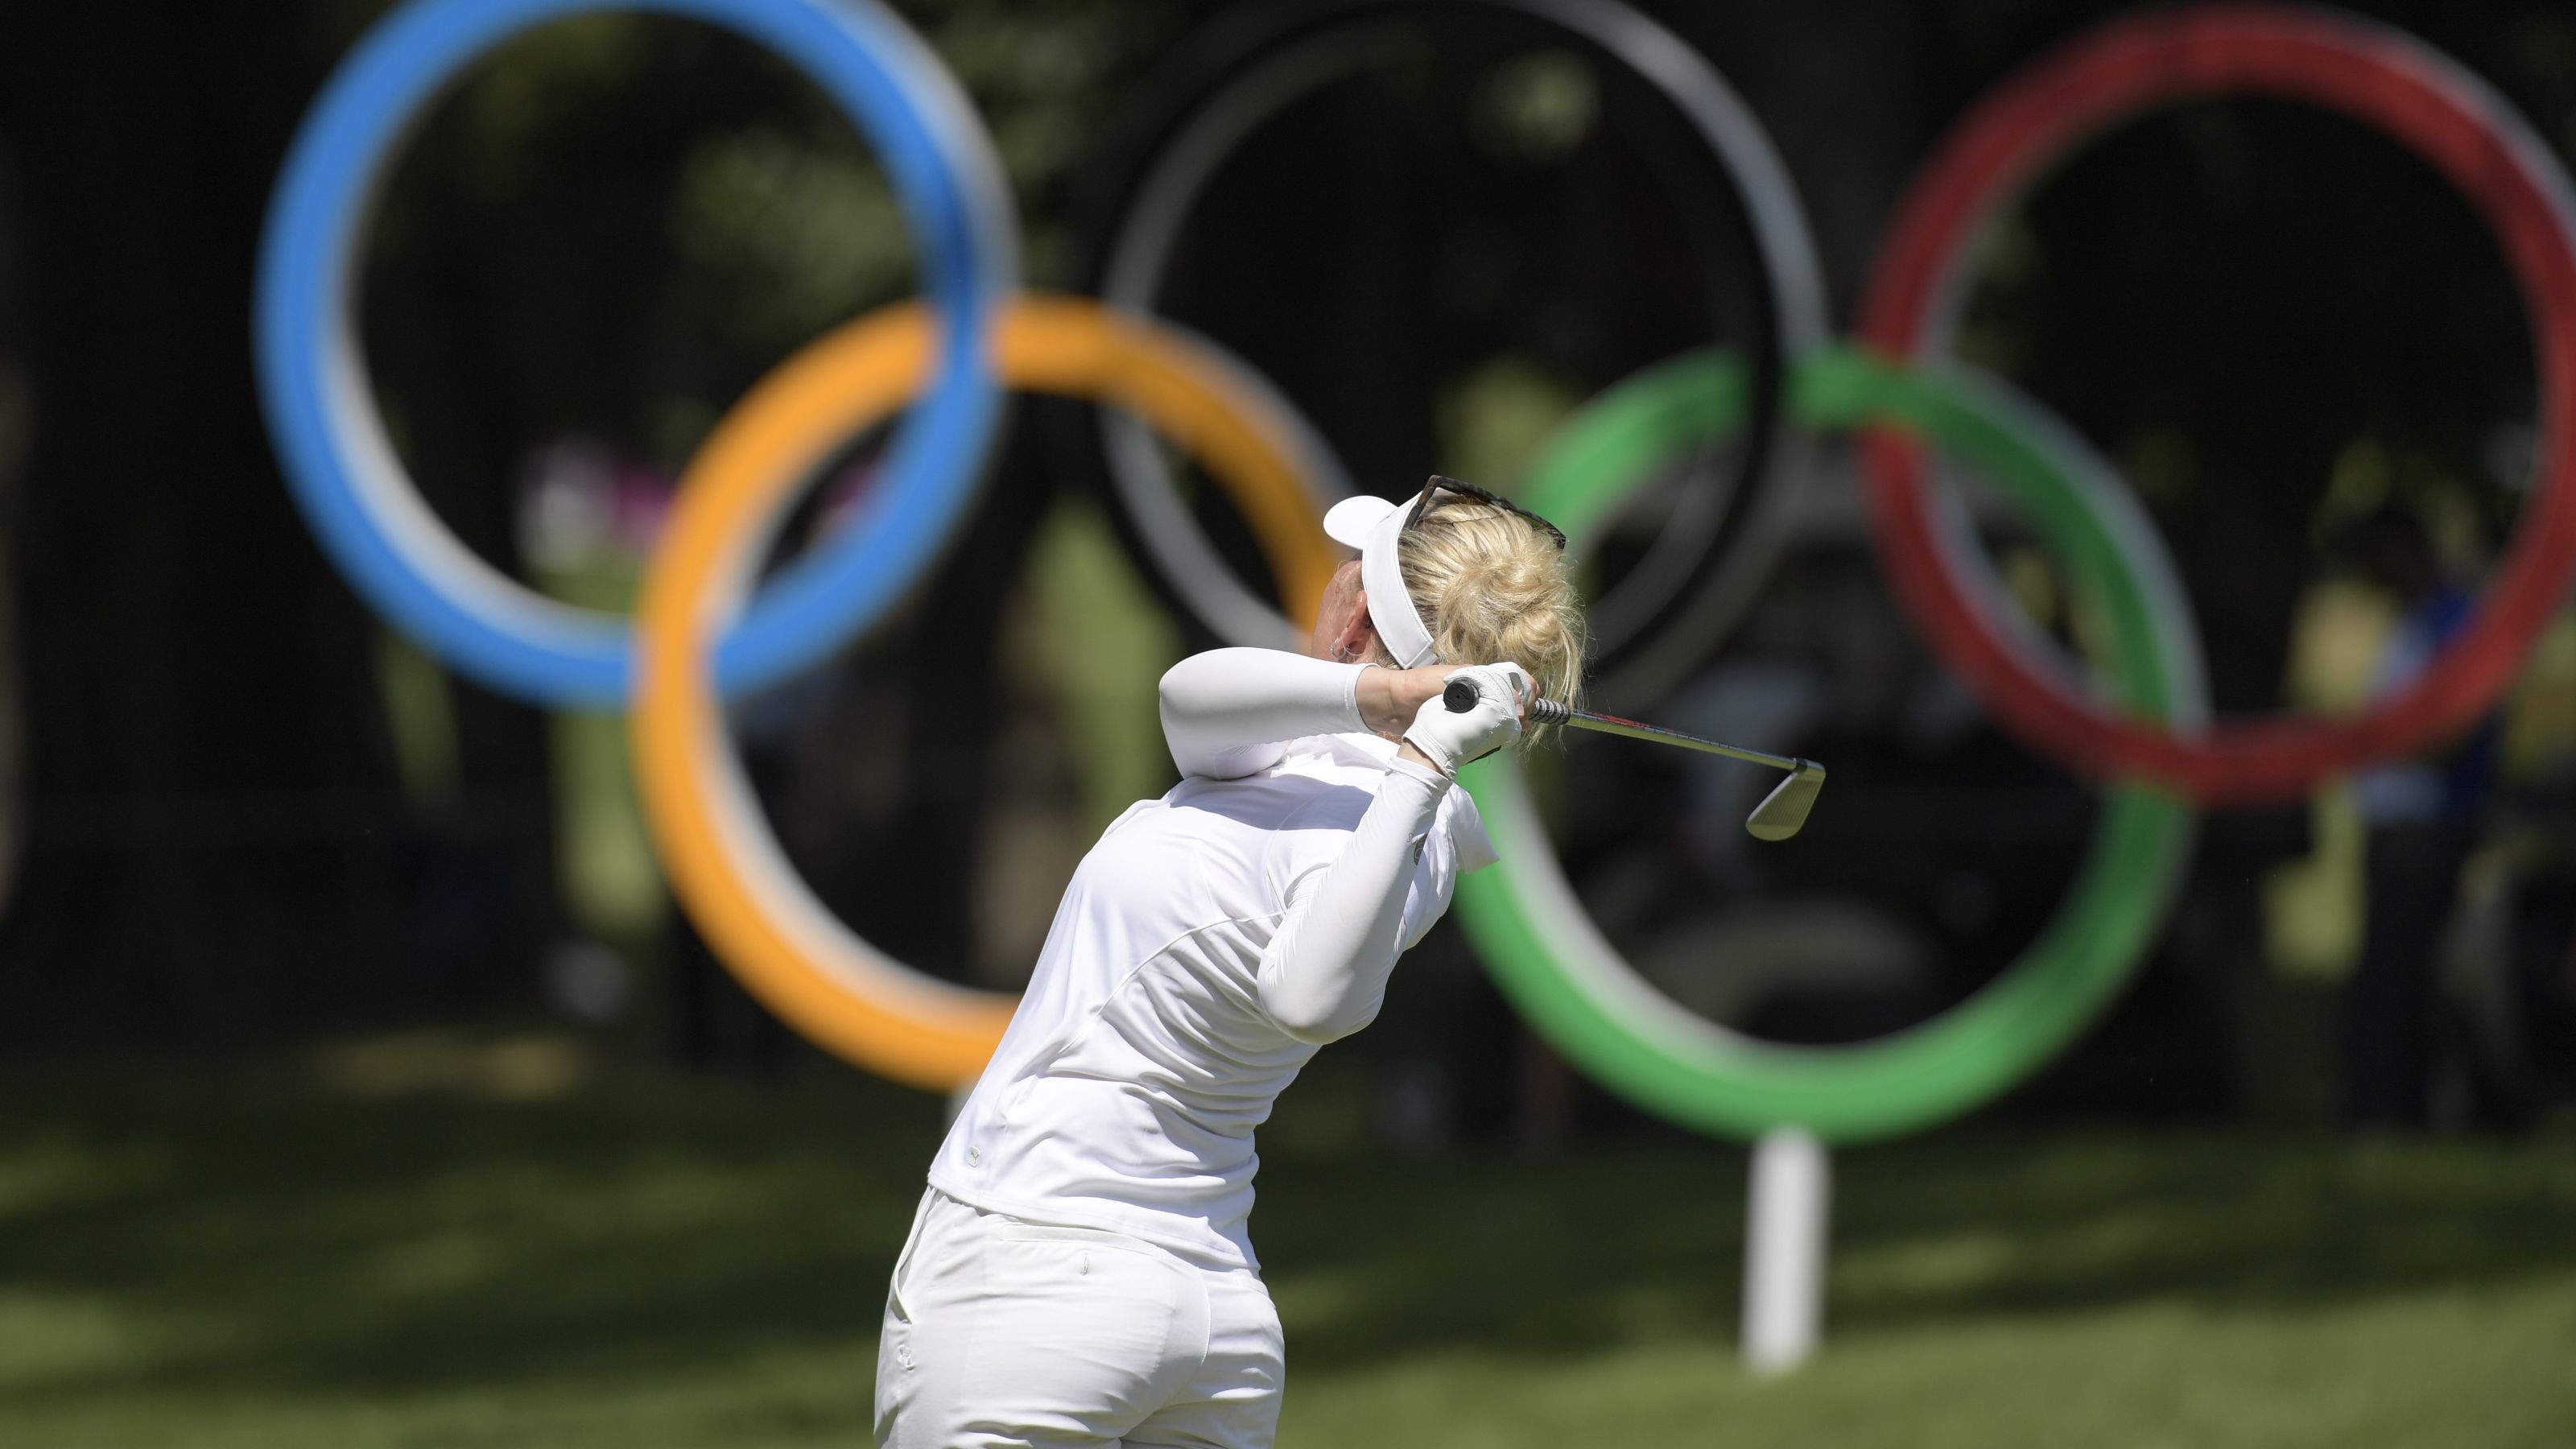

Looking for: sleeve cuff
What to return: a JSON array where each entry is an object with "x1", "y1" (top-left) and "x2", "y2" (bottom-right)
[
  {"x1": 1384, "y1": 753, "x2": 1452, "y2": 793},
  {"x1": 1340, "y1": 662, "x2": 1373, "y2": 735}
]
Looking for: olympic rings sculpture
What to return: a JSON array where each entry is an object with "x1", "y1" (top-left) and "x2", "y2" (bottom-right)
[
  {"x1": 1861, "y1": 5, "x2": 2576, "y2": 806},
  {"x1": 1455, "y1": 345, "x2": 2206, "y2": 1142},
  {"x1": 256, "y1": 0, "x2": 2576, "y2": 1137},
  {"x1": 631, "y1": 295, "x2": 1352, "y2": 1087},
  {"x1": 255, "y1": 0, "x2": 1017, "y2": 708},
  {"x1": 1079, "y1": 0, "x2": 1828, "y2": 697}
]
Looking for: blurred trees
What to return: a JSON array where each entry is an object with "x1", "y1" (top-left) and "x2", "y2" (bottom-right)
[
  {"x1": 0, "y1": 0, "x2": 2569, "y2": 1084},
  {"x1": 0, "y1": 0, "x2": 1201, "y2": 1042},
  {"x1": 0, "y1": 2, "x2": 427, "y2": 1034}
]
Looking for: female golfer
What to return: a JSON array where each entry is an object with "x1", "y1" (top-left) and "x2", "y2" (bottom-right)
[{"x1": 876, "y1": 477, "x2": 1584, "y2": 1449}]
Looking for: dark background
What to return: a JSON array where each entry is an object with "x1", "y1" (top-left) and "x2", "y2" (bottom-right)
[{"x1": 0, "y1": 0, "x2": 2570, "y2": 1138}]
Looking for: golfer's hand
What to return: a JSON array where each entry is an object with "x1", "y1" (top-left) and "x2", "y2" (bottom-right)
[
  {"x1": 1356, "y1": 665, "x2": 1459, "y2": 741},
  {"x1": 1400, "y1": 663, "x2": 1530, "y2": 775}
]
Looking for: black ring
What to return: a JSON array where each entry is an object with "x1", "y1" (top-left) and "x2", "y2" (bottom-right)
[{"x1": 1075, "y1": 0, "x2": 1826, "y2": 683}]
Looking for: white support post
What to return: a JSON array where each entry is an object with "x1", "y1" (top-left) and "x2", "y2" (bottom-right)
[{"x1": 1741, "y1": 1127, "x2": 1829, "y2": 1377}]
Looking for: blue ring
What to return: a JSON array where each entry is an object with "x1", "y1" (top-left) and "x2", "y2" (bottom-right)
[{"x1": 255, "y1": 0, "x2": 1017, "y2": 707}]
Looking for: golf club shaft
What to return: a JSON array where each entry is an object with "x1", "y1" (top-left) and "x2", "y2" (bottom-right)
[
  {"x1": 1536, "y1": 700, "x2": 1815, "y2": 774},
  {"x1": 1443, "y1": 680, "x2": 1818, "y2": 776}
]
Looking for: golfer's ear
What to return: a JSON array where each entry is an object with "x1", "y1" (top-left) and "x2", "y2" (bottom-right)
[{"x1": 1340, "y1": 591, "x2": 1376, "y2": 650}]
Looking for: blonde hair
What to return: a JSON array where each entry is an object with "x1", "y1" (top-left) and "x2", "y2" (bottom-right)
[{"x1": 1385, "y1": 497, "x2": 1587, "y2": 738}]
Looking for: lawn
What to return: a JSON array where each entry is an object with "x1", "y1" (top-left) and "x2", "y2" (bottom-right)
[{"x1": 2, "y1": 1046, "x2": 2571, "y2": 1447}]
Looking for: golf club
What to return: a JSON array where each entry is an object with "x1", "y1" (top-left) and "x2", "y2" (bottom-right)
[{"x1": 1443, "y1": 678, "x2": 1827, "y2": 841}]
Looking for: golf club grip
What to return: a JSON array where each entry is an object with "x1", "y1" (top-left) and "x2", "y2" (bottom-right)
[{"x1": 1442, "y1": 677, "x2": 1568, "y2": 725}]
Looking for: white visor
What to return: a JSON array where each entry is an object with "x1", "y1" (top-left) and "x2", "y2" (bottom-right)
[{"x1": 1321, "y1": 494, "x2": 1437, "y2": 668}]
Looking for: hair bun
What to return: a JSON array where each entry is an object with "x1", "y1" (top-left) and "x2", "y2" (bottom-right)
[{"x1": 1394, "y1": 498, "x2": 1588, "y2": 739}]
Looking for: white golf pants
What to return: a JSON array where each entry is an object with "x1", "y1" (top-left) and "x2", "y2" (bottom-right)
[{"x1": 874, "y1": 1189, "x2": 1285, "y2": 1448}]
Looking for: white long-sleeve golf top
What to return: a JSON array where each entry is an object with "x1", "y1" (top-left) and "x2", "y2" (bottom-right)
[{"x1": 927, "y1": 647, "x2": 1496, "y2": 1269}]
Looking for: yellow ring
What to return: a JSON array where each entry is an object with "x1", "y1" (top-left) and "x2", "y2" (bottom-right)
[{"x1": 633, "y1": 294, "x2": 1337, "y2": 1088}]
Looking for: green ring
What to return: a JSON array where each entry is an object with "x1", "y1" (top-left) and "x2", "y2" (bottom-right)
[{"x1": 1457, "y1": 346, "x2": 2203, "y2": 1144}]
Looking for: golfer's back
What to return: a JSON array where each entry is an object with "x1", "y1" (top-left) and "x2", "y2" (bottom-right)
[{"x1": 927, "y1": 733, "x2": 1462, "y2": 1269}]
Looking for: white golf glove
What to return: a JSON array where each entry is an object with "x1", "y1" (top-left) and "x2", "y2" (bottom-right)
[{"x1": 1402, "y1": 663, "x2": 1531, "y2": 776}]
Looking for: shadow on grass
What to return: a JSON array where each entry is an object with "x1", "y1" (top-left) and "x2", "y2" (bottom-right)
[
  {"x1": 0, "y1": 1061, "x2": 949, "y2": 1402},
  {"x1": 2, "y1": 1057, "x2": 2571, "y2": 1402},
  {"x1": 1253, "y1": 1124, "x2": 2576, "y2": 1373}
]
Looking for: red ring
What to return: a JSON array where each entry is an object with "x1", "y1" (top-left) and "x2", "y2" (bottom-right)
[{"x1": 1858, "y1": 5, "x2": 2576, "y2": 805}]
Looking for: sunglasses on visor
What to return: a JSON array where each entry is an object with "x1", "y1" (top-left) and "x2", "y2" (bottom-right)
[{"x1": 1403, "y1": 474, "x2": 1569, "y2": 551}]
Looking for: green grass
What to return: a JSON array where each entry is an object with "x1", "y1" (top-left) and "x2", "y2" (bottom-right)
[{"x1": 2, "y1": 1052, "x2": 2571, "y2": 1447}]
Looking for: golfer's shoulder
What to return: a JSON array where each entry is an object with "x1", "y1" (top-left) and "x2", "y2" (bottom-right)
[{"x1": 1266, "y1": 735, "x2": 1409, "y2": 821}]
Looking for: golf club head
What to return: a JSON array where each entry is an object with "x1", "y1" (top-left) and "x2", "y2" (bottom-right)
[{"x1": 1745, "y1": 764, "x2": 1824, "y2": 842}]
